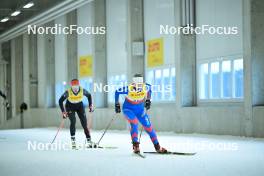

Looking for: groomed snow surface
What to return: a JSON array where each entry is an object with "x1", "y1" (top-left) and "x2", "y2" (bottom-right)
[{"x1": 0, "y1": 128, "x2": 263, "y2": 176}]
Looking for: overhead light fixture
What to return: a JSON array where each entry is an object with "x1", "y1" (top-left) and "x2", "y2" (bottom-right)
[
  {"x1": 23, "y1": 2, "x2": 34, "y2": 9},
  {"x1": 11, "y1": 10, "x2": 21, "y2": 16},
  {"x1": 0, "y1": 17, "x2": 9, "y2": 23}
]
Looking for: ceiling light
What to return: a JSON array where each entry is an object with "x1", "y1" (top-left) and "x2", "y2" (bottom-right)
[
  {"x1": 23, "y1": 2, "x2": 34, "y2": 9},
  {"x1": 0, "y1": 17, "x2": 9, "y2": 23},
  {"x1": 11, "y1": 10, "x2": 21, "y2": 16}
]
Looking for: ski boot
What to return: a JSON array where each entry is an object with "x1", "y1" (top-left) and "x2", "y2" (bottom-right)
[
  {"x1": 71, "y1": 136, "x2": 77, "y2": 149},
  {"x1": 86, "y1": 138, "x2": 97, "y2": 148},
  {"x1": 132, "y1": 142, "x2": 140, "y2": 154},
  {"x1": 154, "y1": 143, "x2": 168, "y2": 153}
]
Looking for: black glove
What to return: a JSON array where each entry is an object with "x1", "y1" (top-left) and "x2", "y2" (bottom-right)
[
  {"x1": 5, "y1": 101, "x2": 10, "y2": 111},
  {"x1": 89, "y1": 105, "x2": 94, "y2": 112},
  {"x1": 145, "y1": 100, "x2": 151, "y2": 110},
  {"x1": 115, "y1": 103, "x2": 121, "y2": 113}
]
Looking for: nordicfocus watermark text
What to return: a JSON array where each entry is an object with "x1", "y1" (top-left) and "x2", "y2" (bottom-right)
[
  {"x1": 28, "y1": 24, "x2": 106, "y2": 35},
  {"x1": 93, "y1": 82, "x2": 172, "y2": 93},
  {"x1": 27, "y1": 141, "x2": 89, "y2": 151},
  {"x1": 171, "y1": 141, "x2": 238, "y2": 151},
  {"x1": 160, "y1": 24, "x2": 239, "y2": 35},
  {"x1": 27, "y1": 140, "x2": 238, "y2": 152}
]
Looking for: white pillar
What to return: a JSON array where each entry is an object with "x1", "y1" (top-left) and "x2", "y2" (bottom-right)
[
  {"x1": 0, "y1": 44, "x2": 2, "y2": 60},
  {"x1": 37, "y1": 34, "x2": 46, "y2": 108},
  {"x1": 77, "y1": 3, "x2": 95, "y2": 73},
  {"x1": 11, "y1": 39, "x2": 16, "y2": 117},
  {"x1": 0, "y1": 43, "x2": 4, "y2": 123},
  {"x1": 23, "y1": 34, "x2": 30, "y2": 106},
  {"x1": 77, "y1": 3, "x2": 95, "y2": 107},
  {"x1": 55, "y1": 15, "x2": 68, "y2": 105}
]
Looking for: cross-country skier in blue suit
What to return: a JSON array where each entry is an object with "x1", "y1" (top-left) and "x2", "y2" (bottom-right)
[{"x1": 115, "y1": 74, "x2": 167, "y2": 154}]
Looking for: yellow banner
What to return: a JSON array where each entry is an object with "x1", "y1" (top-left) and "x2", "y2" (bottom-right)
[
  {"x1": 79, "y1": 55, "x2": 93, "y2": 77},
  {"x1": 147, "y1": 38, "x2": 164, "y2": 68}
]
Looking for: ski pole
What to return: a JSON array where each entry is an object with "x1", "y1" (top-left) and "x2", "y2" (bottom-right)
[
  {"x1": 87, "y1": 106, "x2": 96, "y2": 131},
  {"x1": 51, "y1": 118, "x2": 65, "y2": 144},
  {"x1": 96, "y1": 114, "x2": 116, "y2": 146},
  {"x1": 138, "y1": 109, "x2": 148, "y2": 143},
  {"x1": 139, "y1": 126, "x2": 144, "y2": 143}
]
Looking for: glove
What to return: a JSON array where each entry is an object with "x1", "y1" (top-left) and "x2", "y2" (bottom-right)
[
  {"x1": 62, "y1": 111, "x2": 68, "y2": 119},
  {"x1": 145, "y1": 99, "x2": 151, "y2": 110},
  {"x1": 115, "y1": 103, "x2": 121, "y2": 113},
  {"x1": 89, "y1": 105, "x2": 94, "y2": 112}
]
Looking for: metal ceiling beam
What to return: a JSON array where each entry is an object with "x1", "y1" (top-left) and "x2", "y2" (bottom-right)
[{"x1": 0, "y1": 0, "x2": 93, "y2": 43}]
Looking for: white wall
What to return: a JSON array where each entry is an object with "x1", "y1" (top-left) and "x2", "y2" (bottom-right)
[
  {"x1": 0, "y1": 106, "x2": 250, "y2": 137},
  {"x1": 54, "y1": 15, "x2": 68, "y2": 104},
  {"x1": 144, "y1": 0, "x2": 176, "y2": 66},
  {"x1": 10, "y1": 39, "x2": 16, "y2": 117},
  {"x1": 105, "y1": 0, "x2": 129, "y2": 105},
  {"x1": 37, "y1": 34, "x2": 47, "y2": 108},
  {"x1": 196, "y1": 0, "x2": 243, "y2": 60},
  {"x1": 22, "y1": 34, "x2": 30, "y2": 106},
  {"x1": 24, "y1": 108, "x2": 126, "y2": 131},
  {"x1": 76, "y1": 3, "x2": 95, "y2": 106},
  {"x1": 77, "y1": 3, "x2": 95, "y2": 60},
  {"x1": 106, "y1": 0, "x2": 128, "y2": 76},
  {"x1": 253, "y1": 107, "x2": 264, "y2": 137}
]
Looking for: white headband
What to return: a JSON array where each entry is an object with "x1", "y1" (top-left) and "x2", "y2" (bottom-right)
[{"x1": 133, "y1": 77, "x2": 143, "y2": 83}]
